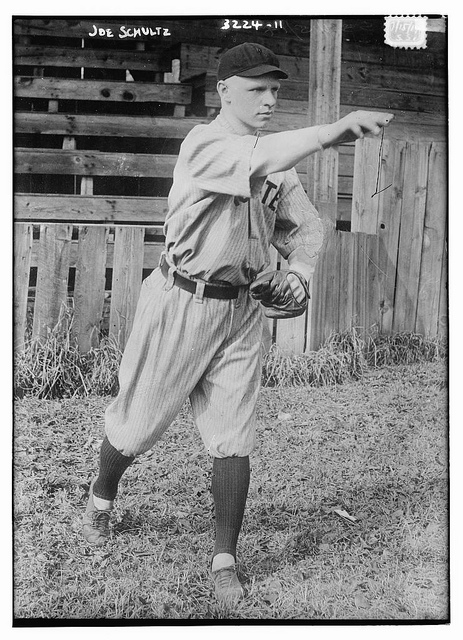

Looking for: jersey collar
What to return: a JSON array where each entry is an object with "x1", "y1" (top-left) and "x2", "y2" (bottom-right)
[{"x1": 215, "y1": 111, "x2": 258, "y2": 137}]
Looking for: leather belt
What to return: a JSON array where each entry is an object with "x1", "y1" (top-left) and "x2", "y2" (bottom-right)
[{"x1": 160, "y1": 258, "x2": 240, "y2": 300}]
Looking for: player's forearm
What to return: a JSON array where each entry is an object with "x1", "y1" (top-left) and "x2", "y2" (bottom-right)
[{"x1": 250, "y1": 110, "x2": 394, "y2": 177}]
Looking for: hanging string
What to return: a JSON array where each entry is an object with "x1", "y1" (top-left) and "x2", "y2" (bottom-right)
[{"x1": 371, "y1": 128, "x2": 392, "y2": 198}]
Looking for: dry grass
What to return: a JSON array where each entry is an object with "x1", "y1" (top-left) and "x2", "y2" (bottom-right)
[
  {"x1": 15, "y1": 307, "x2": 446, "y2": 399},
  {"x1": 13, "y1": 360, "x2": 448, "y2": 622},
  {"x1": 15, "y1": 306, "x2": 122, "y2": 399},
  {"x1": 262, "y1": 328, "x2": 445, "y2": 388}
]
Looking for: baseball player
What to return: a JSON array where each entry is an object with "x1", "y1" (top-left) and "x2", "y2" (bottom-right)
[{"x1": 82, "y1": 42, "x2": 393, "y2": 605}]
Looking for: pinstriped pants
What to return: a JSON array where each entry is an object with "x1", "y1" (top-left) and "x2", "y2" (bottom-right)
[{"x1": 105, "y1": 267, "x2": 264, "y2": 458}]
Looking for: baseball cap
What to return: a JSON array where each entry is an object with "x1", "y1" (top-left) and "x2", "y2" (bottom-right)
[{"x1": 217, "y1": 42, "x2": 289, "y2": 81}]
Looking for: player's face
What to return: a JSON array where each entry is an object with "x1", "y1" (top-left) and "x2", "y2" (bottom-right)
[{"x1": 220, "y1": 74, "x2": 281, "y2": 134}]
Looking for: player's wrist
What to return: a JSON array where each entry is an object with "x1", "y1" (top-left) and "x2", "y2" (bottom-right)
[{"x1": 317, "y1": 123, "x2": 336, "y2": 150}]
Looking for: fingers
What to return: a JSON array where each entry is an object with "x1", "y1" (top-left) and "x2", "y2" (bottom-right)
[
  {"x1": 287, "y1": 273, "x2": 306, "y2": 304},
  {"x1": 358, "y1": 112, "x2": 394, "y2": 138}
]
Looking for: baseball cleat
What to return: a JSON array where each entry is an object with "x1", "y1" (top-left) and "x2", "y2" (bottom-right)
[
  {"x1": 82, "y1": 480, "x2": 112, "y2": 546},
  {"x1": 211, "y1": 564, "x2": 244, "y2": 604}
]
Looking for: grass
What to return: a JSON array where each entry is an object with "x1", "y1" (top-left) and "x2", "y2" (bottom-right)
[
  {"x1": 14, "y1": 306, "x2": 446, "y2": 398},
  {"x1": 13, "y1": 359, "x2": 448, "y2": 621},
  {"x1": 15, "y1": 306, "x2": 122, "y2": 399}
]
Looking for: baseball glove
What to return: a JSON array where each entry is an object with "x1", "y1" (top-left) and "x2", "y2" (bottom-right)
[{"x1": 249, "y1": 270, "x2": 310, "y2": 319}]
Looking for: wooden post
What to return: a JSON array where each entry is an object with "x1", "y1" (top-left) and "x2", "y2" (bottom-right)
[
  {"x1": 306, "y1": 19, "x2": 342, "y2": 211},
  {"x1": 307, "y1": 18, "x2": 343, "y2": 351}
]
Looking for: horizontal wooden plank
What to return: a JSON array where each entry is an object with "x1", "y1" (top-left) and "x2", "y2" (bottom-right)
[
  {"x1": 14, "y1": 77, "x2": 192, "y2": 104},
  {"x1": 341, "y1": 84, "x2": 445, "y2": 114},
  {"x1": 14, "y1": 107, "x2": 446, "y2": 144},
  {"x1": 178, "y1": 43, "x2": 444, "y2": 97},
  {"x1": 13, "y1": 18, "x2": 311, "y2": 56},
  {"x1": 29, "y1": 235, "x2": 164, "y2": 270},
  {"x1": 204, "y1": 104, "x2": 446, "y2": 140},
  {"x1": 15, "y1": 148, "x2": 177, "y2": 178},
  {"x1": 198, "y1": 71, "x2": 309, "y2": 106},
  {"x1": 13, "y1": 18, "x2": 181, "y2": 42},
  {"x1": 198, "y1": 68, "x2": 445, "y2": 113},
  {"x1": 14, "y1": 112, "x2": 211, "y2": 138},
  {"x1": 342, "y1": 38, "x2": 446, "y2": 71},
  {"x1": 341, "y1": 60, "x2": 446, "y2": 96},
  {"x1": 14, "y1": 45, "x2": 171, "y2": 72},
  {"x1": 14, "y1": 194, "x2": 169, "y2": 224},
  {"x1": 339, "y1": 105, "x2": 447, "y2": 141},
  {"x1": 178, "y1": 43, "x2": 309, "y2": 81},
  {"x1": 338, "y1": 176, "x2": 353, "y2": 195},
  {"x1": 337, "y1": 198, "x2": 352, "y2": 221}
]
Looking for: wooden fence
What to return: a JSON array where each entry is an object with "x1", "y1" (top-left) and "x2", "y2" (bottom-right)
[
  {"x1": 14, "y1": 135, "x2": 448, "y2": 354},
  {"x1": 13, "y1": 18, "x2": 447, "y2": 354},
  {"x1": 309, "y1": 138, "x2": 448, "y2": 351}
]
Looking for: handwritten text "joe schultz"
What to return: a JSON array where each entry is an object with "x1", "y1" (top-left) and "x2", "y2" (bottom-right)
[{"x1": 88, "y1": 24, "x2": 172, "y2": 38}]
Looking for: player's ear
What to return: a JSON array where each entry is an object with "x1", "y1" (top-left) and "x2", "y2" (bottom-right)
[{"x1": 217, "y1": 80, "x2": 231, "y2": 104}]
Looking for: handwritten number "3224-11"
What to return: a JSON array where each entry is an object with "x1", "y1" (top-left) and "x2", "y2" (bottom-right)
[
  {"x1": 221, "y1": 19, "x2": 283, "y2": 31},
  {"x1": 222, "y1": 19, "x2": 263, "y2": 30}
]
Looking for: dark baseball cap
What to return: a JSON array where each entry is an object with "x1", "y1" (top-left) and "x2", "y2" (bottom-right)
[{"x1": 217, "y1": 42, "x2": 289, "y2": 81}]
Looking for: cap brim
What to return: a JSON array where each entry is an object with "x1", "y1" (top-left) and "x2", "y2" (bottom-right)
[{"x1": 237, "y1": 64, "x2": 288, "y2": 79}]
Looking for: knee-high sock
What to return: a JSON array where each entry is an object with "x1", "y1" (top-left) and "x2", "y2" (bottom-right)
[
  {"x1": 93, "y1": 436, "x2": 135, "y2": 501},
  {"x1": 211, "y1": 456, "x2": 250, "y2": 561}
]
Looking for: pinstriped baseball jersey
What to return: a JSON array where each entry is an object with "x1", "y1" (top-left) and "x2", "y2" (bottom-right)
[
  {"x1": 105, "y1": 110, "x2": 324, "y2": 458},
  {"x1": 164, "y1": 113, "x2": 324, "y2": 286}
]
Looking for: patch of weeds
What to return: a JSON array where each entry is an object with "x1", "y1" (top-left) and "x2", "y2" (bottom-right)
[
  {"x1": 14, "y1": 305, "x2": 122, "y2": 399},
  {"x1": 262, "y1": 328, "x2": 446, "y2": 388}
]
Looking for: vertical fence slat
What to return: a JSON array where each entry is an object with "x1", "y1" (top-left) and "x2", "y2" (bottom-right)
[
  {"x1": 393, "y1": 142, "x2": 430, "y2": 333},
  {"x1": 109, "y1": 226, "x2": 145, "y2": 349},
  {"x1": 337, "y1": 230, "x2": 355, "y2": 332},
  {"x1": 437, "y1": 238, "x2": 448, "y2": 339},
  {"x1": 352, "y1": 233, "x2": 368, "y2": 334},
  {"x1": 309, "y1": 209, "x2": 338, "y2": 350},
  {"x1": 415, "y1": 142, "x2": 447, "y2": 336},
  {"x1": 364, "y1": 234, "x2": 382, "y2": 333},
  {"x1": 324, "y1": 230, "x2": 342, "y2": 338},
  {"x1": 377, "y1": 140, "x2": 406, "y2": 334},
  {"x1": 14, "y1": 223, "x2": 33, "y2": 350},
  {"x1": 73, "y1": 225, "x2": 109, "y2": 352},
  {"x1": 32, "y1": 223, "x2": 73, "y2": 341},
  {"x1": 351, "y1": 137, "x2": 381, "y2": 234}
]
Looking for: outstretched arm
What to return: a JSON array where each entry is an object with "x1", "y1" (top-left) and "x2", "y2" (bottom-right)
[{"x1": 250, "y1": 110, "x2": 394, "y2": 177}]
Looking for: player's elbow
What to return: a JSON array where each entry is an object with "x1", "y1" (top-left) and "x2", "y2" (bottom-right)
[{"x1": 250, "y1": 150, "x2": 271, "y2": 178}]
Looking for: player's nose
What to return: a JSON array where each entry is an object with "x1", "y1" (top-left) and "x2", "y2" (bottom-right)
[{"x1": 262, "y1": 89, "x2": 277, "y2": 108}]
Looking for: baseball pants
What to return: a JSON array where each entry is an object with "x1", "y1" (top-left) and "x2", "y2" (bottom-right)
[{"x1": 105, "y1": 266, "x2": 264, "y2": 458}]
